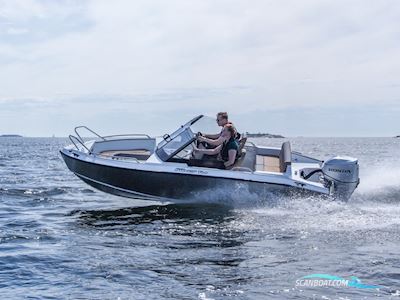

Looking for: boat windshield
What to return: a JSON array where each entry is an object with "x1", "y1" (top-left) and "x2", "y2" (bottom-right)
[{"x1": 155, "y1": 115, "x2": 220, "y2": 162}]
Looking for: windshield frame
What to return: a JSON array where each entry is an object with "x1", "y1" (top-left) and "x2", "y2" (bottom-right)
[{"x1": 155, "y1": 115, "x2": 203, "y2": 162}]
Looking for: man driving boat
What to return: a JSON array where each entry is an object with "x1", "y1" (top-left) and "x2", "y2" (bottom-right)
[
  {"x1": 193, "y1": 123, "x2": 239, "y2": 169},
  {"x1": 198, "y1": 112, "x2": 240, "y2": 147}
]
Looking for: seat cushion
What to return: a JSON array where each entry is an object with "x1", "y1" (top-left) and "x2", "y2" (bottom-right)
[{"x1": 256, "y1": 155, "x2": 281, "y2": 172}]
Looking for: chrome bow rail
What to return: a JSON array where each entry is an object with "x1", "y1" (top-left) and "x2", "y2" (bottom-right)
[{"x1": 68, "y1": 126, "x2": 152, "y2": 153}]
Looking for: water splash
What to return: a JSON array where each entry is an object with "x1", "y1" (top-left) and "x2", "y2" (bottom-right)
[{"x1": 358, "y1": 164, "x2": 400, "y2": 194}]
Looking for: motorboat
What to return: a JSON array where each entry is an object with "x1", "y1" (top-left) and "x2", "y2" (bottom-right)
[{"x1": 60, "y1": 115, "x2": 360, "y2": 202}]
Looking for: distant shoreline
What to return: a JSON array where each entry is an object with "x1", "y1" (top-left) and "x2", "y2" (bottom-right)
[
  {"x1": 245, "y1": 132, "x2": 285, "y2": 138},
  {"x1": 0, "y1": 134, "x2": 23, "y2": 138}
]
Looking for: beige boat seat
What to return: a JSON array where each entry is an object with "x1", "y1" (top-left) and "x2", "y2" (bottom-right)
[
  {"x1": 256, "y1": 141, "x2": 292, "y2": 173},
  {"x1": 256, "y1": 155, "x2": 280, "y2": 172}
]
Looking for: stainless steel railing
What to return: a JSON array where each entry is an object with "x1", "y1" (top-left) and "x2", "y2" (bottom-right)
[{"x1": 69, "y1": 126, "x2": 152, "y2": 152}]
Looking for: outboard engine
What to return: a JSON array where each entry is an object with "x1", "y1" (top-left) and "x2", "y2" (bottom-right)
[{"x1": 321, "y1": 156, "x2": 359, "y2": 200}]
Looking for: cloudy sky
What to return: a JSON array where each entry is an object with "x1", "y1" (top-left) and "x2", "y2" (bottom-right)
[{"x1": 0, "y1": 0, "x2": 399, "y2": 137}]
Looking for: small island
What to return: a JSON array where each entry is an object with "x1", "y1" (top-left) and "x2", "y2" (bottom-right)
[
  {"x1": 395, "y1": 135, "x2": 400, "y2": 138},
  {"x1": 245, "y1": 132, "x2": 285, "y2": 138},
  {"x1": 0, "y1": 134, "x2": 23, "y2": 138}
]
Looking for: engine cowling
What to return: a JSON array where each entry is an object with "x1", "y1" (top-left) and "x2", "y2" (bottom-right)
[{"x1": 321, "y1": 156, "x2": 359, "y2": 200}]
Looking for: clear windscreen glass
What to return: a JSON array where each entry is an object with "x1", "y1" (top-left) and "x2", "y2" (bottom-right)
[
  {"x1": 156, "y1": 129, "x2": 195, "y2": 161},
  {"x1": 172, "y1": 116, "x2": 222, "y2": 160},
  {"x1": 155, "y1": 115, "x2": 221, "y2": 161},
  {"x1": 161, "y1": 130, "x2": 193, "y2": 155}
]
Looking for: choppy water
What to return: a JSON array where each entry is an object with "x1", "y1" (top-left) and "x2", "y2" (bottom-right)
[{"x1": 0, "y1": 137, "x2": 400, "y2": 299}]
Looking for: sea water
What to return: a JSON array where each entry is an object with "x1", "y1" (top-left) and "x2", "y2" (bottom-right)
[{"x1": 0, "y1": 137, "x2": 399, "y2": 299}]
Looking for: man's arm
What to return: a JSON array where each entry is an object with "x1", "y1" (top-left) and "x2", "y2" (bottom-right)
[
  {"x1": 194, "y1": 144, "x2": 222, "y2": 156},
  {"x1": 198, "y1": 135, "x2": 227, "y2": 146},
  {"x1": 224, "y1": 149, "x2": 237, "y2": 168},
  {"x1": 203, "y1": 133, "x2": 220, "y2": 139}
]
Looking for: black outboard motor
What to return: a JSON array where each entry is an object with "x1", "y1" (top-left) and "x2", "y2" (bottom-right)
[{"x1": 321, "y1": 156, "x2": 359, "y2": 200}]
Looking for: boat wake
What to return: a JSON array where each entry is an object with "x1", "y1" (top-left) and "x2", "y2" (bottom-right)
[
  {"x1": 185, "y1": 162, "x2": 400, "y2": 207},
  {"x1": 187, "y1": 184, "x2": 281, "y2": 207},
  {"x1": 352, "y1": 163, "x2": 400, "y2": 204}
]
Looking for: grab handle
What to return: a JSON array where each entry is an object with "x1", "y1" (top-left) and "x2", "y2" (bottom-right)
[{"x1": 69, "y1": 135, "x2": 92, "y2": 154}]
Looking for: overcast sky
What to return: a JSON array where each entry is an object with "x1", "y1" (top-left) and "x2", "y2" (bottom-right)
[{"x1": 0, "y1": 0, "x2": 399, "y2": 137}]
